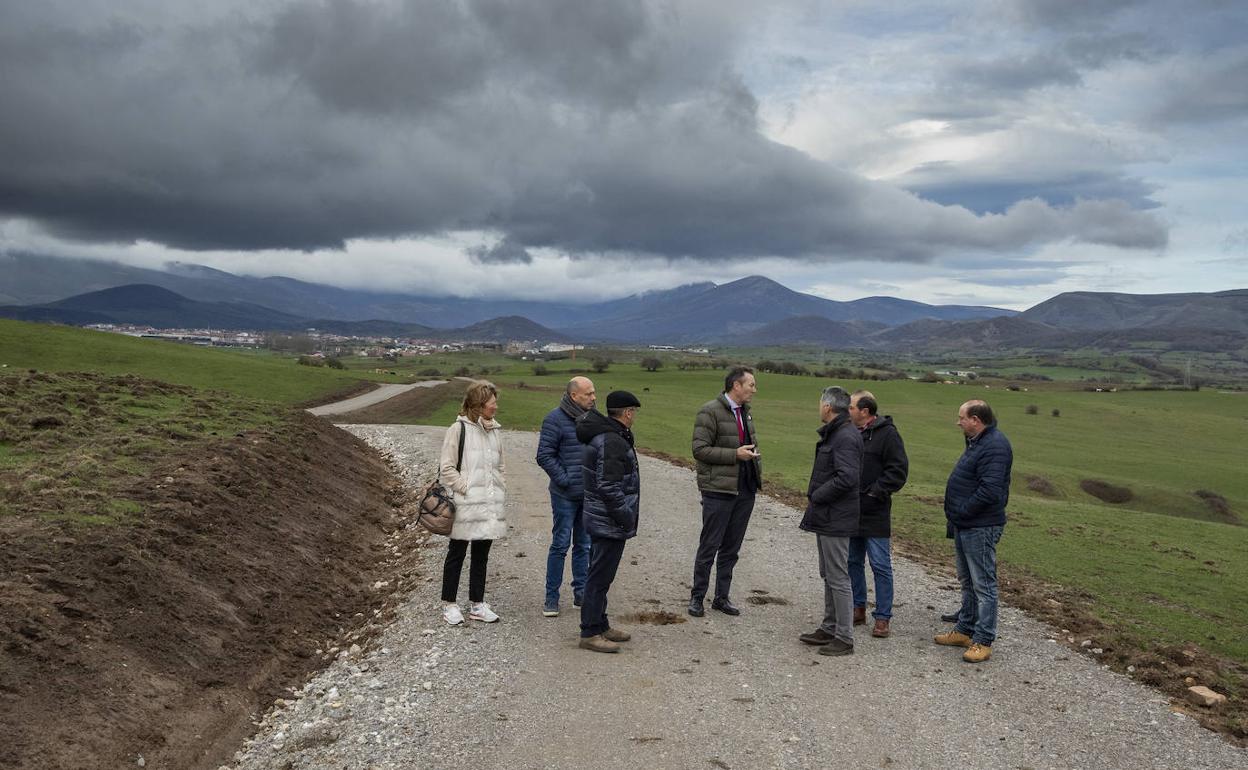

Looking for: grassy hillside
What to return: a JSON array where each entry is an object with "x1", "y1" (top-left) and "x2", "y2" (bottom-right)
[
  {"x1": 0, "y1": 319, "x2": 387, "y2": 404},
  {"x1": 419, "y1": 363, "x2": 1248, "y2": 668}
]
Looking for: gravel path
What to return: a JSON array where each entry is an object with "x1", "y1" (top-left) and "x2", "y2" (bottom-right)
[
  {"x1": 228, "y1": 426, "x2": 1245, "y2": 770},
  {"x1": 305, "y1": 382, "x2": 446, "y2": 416}
]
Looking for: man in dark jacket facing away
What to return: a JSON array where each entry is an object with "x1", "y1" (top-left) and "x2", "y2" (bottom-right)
[
  {"x1": 935, "y1": 400, "x2": 1013, "y2": 664},
  {"x1": 576, "y1": 391, "x2": 642, "y2": 653},
  {"x1": 689, "y1": 366, "x2": 762, "y2": 618},
  {"x1": 798, "y1": 386, "x2": 863, "y2": 656},
  {"x1": 535, "y1": 376, "x2": 596, "y2": 617},
  {"x1": 847, "y1": 390, "x2": 909, "y2": 639}
]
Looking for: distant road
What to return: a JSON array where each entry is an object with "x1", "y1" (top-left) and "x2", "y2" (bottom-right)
[{"x1": 305, "y1": 381, "x2": 446, "y2": 416}]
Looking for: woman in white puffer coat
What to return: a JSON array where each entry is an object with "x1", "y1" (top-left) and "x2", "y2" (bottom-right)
[{"x1": 439, "y1": 380, "x2": 507, "y2": 625}]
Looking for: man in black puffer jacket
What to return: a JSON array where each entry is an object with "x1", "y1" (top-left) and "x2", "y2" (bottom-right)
[
  {"x1": 935, "y1": 400, "x2": 1012, "y2": 664},
  {"x1": 847, "y1": 390, "x2": 909, "y2": 639},
  {"x1": 797, "y1": 386, "x2": 863, "y2": 657},
  {"x1": 575, "y1": 391, "x2": 642, "y2": 653}
]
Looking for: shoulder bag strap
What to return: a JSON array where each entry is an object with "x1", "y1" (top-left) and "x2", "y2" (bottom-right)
[{"x1": 456, "y1": 420, "x2": 467, "y2": 471}]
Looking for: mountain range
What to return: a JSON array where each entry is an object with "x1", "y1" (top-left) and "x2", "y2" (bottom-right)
[{"x1": 1, "y1": 254, "x2": 1246, "y2": 353}]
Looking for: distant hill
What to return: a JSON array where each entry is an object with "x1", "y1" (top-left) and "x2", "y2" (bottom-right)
[
  {"x1": 567, "y1": 276, "x2": 1012, "y2": 343},
  {"x1": 0, "y1": 284, "x2": 571, "y2": 342},
  {"x1": 1020, "y1": 289, "x2": 1248, "y2": 332},
  {"x1": 0, "y1": 284, "x2": 308, "y2": 330},
  {"x1": 872, "y1": 315, "x2": 1062, "y2": 351},
  {"x1": 735, "y1": 315, "x2": 887, "y2": 347}
]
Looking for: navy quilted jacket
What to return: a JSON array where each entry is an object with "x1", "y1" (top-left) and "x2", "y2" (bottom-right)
[
  {"x1": 535, "y1": 406, "x2": 585, "y2": 501},
  {"x1": 944, "y1": 424, "x2": 1013, "y2": 530},
  {"x1": 576, "y1": 410, "x2": 640, "y2": 541}
]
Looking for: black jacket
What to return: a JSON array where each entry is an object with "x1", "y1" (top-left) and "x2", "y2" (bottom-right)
[
  {"x1": 576, "y1": 409, "x2": 640, "y2": 540},
  {"x1": 857, "y1": 415, "x2": 909, "y2": 538},
  {"x1": 799, "y1": 413, "x2": 863, "y2": 537},
  {"x1": 944, "y1": 424, "x2": 1012, "y2": 530}
]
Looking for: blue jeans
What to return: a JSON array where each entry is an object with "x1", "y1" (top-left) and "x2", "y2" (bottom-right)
[
  {"x1": 953, "y1": 524, "x2": 1004, "y2": 645},
  {"x1": 848, "y1": 536, "x2": 894, "y2": 620},
  {"x1": 545, "y1": 493, "x2": 590, "y2": 604}
]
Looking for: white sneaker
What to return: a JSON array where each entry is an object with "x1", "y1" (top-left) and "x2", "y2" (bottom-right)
[
  {"x1": 469, "y1": 602, "x2": 500, "y2": 623},
  {"x1": 442, "y1": 603, "x2": 464, "y2": 626}
]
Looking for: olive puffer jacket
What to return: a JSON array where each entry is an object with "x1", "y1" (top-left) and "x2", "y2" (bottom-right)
[
  {"x1": 576, "y1": 410, "x2": 640, "y2": 541},
  {"x1": 799, "y1": 413, "x2": 863, "y2": 537},
  {"x1": 692, "y1": 395, "x2": 762, "y2": 495}
]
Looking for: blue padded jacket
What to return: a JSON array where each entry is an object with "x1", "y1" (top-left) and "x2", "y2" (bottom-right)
[{"x1": 944, "y1": 424, "x2": 1013, "y2": 530}]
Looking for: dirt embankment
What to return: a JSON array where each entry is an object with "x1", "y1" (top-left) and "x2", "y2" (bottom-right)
[{"x1": 0, "y1": 372, "x2": 413, "y2": 769}]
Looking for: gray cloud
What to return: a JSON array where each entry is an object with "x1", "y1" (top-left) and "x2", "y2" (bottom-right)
[{"x1": 0, "y1": 0, "x2": 1166, "y2": 261}]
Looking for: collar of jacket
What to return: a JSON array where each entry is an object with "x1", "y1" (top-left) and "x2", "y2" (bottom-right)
[
  {"x1": 459, "y1": 415, "x2": 500, "y2": 431},
  {"x1": 964, "y1": 422, "x2": 996, "y2": 447},
  {"x1": 719, "y1": 393, "x2": 749, "y2": 415},
  {"x1": 609, "y1": 417, "x2": 636, "y2": 447},
  {"x1": 818, "y1": 411, "x2": 850, "y2": 439}
]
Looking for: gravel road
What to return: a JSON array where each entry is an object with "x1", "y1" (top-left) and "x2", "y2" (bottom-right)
[
  {"x1": 228, "y1": 425, "x2": 1245, "y2": 770},
  {"x1": 305, "y1": 382, "x2": 446, "y2": 416}
]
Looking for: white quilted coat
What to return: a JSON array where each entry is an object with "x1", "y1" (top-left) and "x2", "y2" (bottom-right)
[{"x1": 439, "y1": 415, "x2": 507, "y2": 541}]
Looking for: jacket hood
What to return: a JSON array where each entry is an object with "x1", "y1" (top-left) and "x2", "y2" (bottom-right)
[
  {"x1": 861, "y1": 414, "x2": 894, "y2": 433},
  {"x1": 576, "y1": 409, "x2": 618, "y2": 443}
]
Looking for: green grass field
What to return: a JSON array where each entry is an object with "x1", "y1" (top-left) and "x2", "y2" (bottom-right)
[
  {"x1": 422, "y1": 362, "x2": 1248, "y2": 666},
  {"x1": 0, "y1": 319, "x2": 404, "y2": 404}
]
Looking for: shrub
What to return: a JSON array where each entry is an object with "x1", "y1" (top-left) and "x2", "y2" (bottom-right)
[
  {"x1": 919, "y1": 371, "x2": 940, "y2": 383},
  {"x1": 532, "y1": 364, "x2": 549, "y2": 376},
  {"x1": 1025, "y1": 404, "x2": 1038, "y2": 415},
  {"x1": 592, "y1": 358, "x2": 611, "y2": 373},
  {"x1": 1051, "y1": 408, "x2": 1060, "y2": 417},
  {"x1": 296, "y1": 355, "x2": 324, "y2": 367},
  {"x1": 417, "y1": 368, "x2": 442, "y2": 377},
  {"x1": 640, "y1": 357, "x2": 663, "y2": 372},
  {"x1": 1080, "y1": 479, "x2": 1134, "y2": 504},
  {"x1": 325, "y1": 357, "x2": 345, "y2": 370},
  {"x1": 454, "y1": 366, "x2": 471, "y2": 377}
]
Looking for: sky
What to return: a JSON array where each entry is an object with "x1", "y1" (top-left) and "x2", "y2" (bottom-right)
[{"x1": 1, "y1": 0, "x2": 1245, "y2": 310}]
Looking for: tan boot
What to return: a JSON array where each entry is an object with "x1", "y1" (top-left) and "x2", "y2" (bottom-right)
[
  {"x1": 853, "y1": 606, "x2": 866, "y2": 625},
  {"x1": 578, "y1": 634, "x2": 620, "y2": 653},
  {"x1": 963, "y1": 643, "x2": 992, "y2": 663},
  {"x1": 934, "y1": 630, "x2": 973, "y2": 647},
  {"x1": 603, "y1": 627, "x2": 631, "y2": 643},
  {"x1": 871, "y1": 619, "x2": 890, "y2": 638}
]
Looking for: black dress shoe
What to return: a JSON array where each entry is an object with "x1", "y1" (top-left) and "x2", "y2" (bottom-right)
[
  {"x1": 818, "y1": 638, "x2": 854, "y2": 656},
  {"x1": 687, "y1": 599, "x2": 705, "y2": 617},
  {"x1": 711, "y1": 597, "x2": 741, "y2": 616},
  {"x1": 941, "y1": 611, "x2": 959, "y2": 623}
]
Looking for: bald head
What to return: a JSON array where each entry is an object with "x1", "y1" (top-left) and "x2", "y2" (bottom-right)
[{"x1": 567, "y1": 376, "x2": 597, "y2": 410}]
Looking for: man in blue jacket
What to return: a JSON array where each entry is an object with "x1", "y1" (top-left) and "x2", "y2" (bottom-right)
[
  {"x1": 535, "y1": 376, "x2": 596, "y2": 617},
  {"x1": 935, "y1": 400, "x2": 1013, "y2": 663},
  {"x1": 576, "y1": 391, "x2": 642, "y2": 653}
]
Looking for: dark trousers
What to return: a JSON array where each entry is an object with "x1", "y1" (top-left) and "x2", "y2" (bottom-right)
[
  {"x1": 441, "y1": 538, "x2": 492, "y2": 603},
  {"x1": 691, "y1": 491, "x2": 755, "y2": 602},
  {"x1": 580, "y1": 536, "x2": 626, "y2": 638}
]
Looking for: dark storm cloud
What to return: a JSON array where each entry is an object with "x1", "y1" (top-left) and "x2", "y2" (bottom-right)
[
  {"x1": 0, "y1": 0, "x2": 1164, "y2": 260},
  {"x1": 468, "y1": 236, "x2": 533, "y2": 265}
]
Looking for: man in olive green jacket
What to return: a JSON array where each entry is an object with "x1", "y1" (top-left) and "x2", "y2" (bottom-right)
[{"x1": 688, "y1": 366, "x2": 762, "y2": 617}]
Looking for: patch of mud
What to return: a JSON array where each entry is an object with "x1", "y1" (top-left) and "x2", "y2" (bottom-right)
[{"x1": 620, "y1": 610, "x2": 688, "y2": 625}]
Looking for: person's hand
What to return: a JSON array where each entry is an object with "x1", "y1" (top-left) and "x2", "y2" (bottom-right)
[{"x1": 736, "y1": 444, "x2": 759, "y2": 461}]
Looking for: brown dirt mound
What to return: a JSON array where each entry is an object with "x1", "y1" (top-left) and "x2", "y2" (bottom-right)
[
  {"x1": 620, "y1": 611, "x2": 687, "y2": 625},
  {"x1": 1194, "y1": 489, "x2": 1238, "y2": 523},
  {"x1": 0, "y1": 375, "x2": 409, "y2": 770},
  {"x1": 334, "y1": 380, "x2": 468, "y2": 424},
  {"x1": 1080, "y1": 478, "x2": 1134, "y2": 504},
  {"x1": 1026, "y1": 475, "x2": 1060, "y2": 497}
]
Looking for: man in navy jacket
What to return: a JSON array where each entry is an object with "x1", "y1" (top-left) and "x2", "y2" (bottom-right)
[
  {"x1": 535, "y1": 376, "x2": 596, "y2": 617},
  {"x1": 935, "y1": 400, "x2": 1013, "y2": 663}
]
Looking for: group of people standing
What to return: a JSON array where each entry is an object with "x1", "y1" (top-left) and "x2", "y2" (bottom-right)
[{"x1": 435, "y1": 367, "x2": 1013, "y2": 664}]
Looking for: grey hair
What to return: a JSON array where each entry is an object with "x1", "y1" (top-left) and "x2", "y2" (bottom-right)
[{"x1": 821, "y1": 385, "x2": 851, "y2": 413}]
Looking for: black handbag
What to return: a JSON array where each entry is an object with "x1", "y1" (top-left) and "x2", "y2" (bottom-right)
[{"x1": 417, "y1": 422, "x2": 466, "y2": 536}]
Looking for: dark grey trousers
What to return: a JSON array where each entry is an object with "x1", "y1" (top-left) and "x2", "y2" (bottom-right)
[
  {"x1": 691, "y1": 491, "x2": 755, "y2": 602},
  {"x1": 817, "y1": 534, "x2": 853, "y2": 644}
]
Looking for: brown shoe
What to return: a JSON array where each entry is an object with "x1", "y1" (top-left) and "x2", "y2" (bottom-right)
[
  {"x1": 963, "y1": 643, "x2": 992, "y2": 663},
  {"x1": 934, "y1": 630, "x2": 973, "y2": 648},
  {"x1": 853, "y1": 606, "x2": 866, "y2": 625},
  {"x1": 871, "y1": 619, "x2": 890, "y2": 638},
  {"x1": 603, "y1": 627, "x2": 631, "y2": 643},
  {"x1": 578, "y1": 634, "x2": 620, "y2": 653}
]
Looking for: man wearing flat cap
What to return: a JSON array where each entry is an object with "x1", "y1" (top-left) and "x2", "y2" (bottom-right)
[{"x1": 575, "y1": 390, "x2": 642, "y2": 653}]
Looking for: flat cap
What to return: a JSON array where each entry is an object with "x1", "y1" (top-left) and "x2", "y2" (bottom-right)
[{"x1": 605, "y1": 390, "x2": 641, "y2": 410}]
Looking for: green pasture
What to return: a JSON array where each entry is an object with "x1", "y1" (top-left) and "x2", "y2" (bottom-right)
[
  {"x1": 0, "y1": 319, "x2": 405, "y2": 404},
  {"x1": 426, "y1": 361, "x2": 1248, "y2": 664}
]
